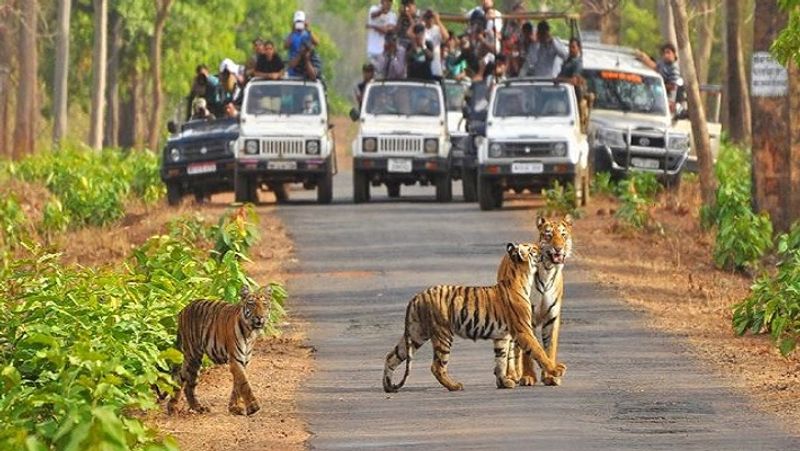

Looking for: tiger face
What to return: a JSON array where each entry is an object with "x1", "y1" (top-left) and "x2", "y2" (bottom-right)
[
  {"x1": 536, "y1": 214, "x2": 573, "y2": 265},
  {"x1": 506, "y1": 242, "x2": 541, "y2": 266},
  {"x1": 239, "y1": 285, "x2": 271, "y2": 330}
]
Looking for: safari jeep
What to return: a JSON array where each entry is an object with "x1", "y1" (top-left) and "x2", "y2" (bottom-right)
[
  {"x1": 351, "y1": 79, "x2": 451, "y2": 203},
  {"x1": 160, "y1": 117, "x2": 238, "y2": 206},
  {"x1": 476, "y1": 78, "x2": 589, "y2": 211},
  {"x1": 582, "y1": 42, "x2": 691, "y2": 186},
  {"x1": 235, "y1": 79, "x2": 335, "y2": 204}
]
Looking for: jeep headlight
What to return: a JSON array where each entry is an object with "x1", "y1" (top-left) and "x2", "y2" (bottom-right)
[
  {"x1": 169, "y1": 148, "x2": 180, "y2": 162},
  {"x1": 552, "y1": 142, "x2": 568, "y2": 157},
  {"x1": 595, "y1": 128, "x2": 626, "y2": 148},
  {"x1": 228, "y1": 140, "x2": 237, "y2": 153},
  {"x1": 668, "y1": 134, "x2": 690, "y2": 152},
  {"x1": 489, "y1": 142, "x2": 503, "y2": 158},
  {"x1": 363, "y1": 137, "x2": 377, "y2": 153},
  {"x1": 424, "y1": 138, "x2": 439, "y2": 154},
  {"x1": 306, "y1": 140, "x2": 321, "y2": 155},
  {"x1": 244, "y1": 140, "x2": 259, "y2": 155}
]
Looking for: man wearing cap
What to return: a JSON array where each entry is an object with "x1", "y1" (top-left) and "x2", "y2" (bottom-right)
[
  {"x1": 375, "y1": 32, "x2": 407, "y2": 80},
  {"x1": 366, "y1": 0, "x2": 397, "y2": 67},
  {"x1": 285, "y1": 10, "x2": 320, "y2": 77},
  {"x1": 354, "y1": 63, "x2": 376, "y2": 108},
  {"x1": 521, "y1": 20, "x2": 568, "y2": 78}
]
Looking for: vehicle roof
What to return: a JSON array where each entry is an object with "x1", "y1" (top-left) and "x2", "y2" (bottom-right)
[
  {"x1": 247, "y1": 78, "x2": 325, "y2": 87},
  {"x1": 581, "y1": 42, "x2": 661, "y2": 77},
  {"x1": 371, "y1": 78, "x2": 444, "y2": 88}
]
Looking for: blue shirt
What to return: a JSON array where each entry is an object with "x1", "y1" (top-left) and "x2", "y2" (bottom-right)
[{"x1": 287, "y1": 30, "x2": 311, "y2": 61}]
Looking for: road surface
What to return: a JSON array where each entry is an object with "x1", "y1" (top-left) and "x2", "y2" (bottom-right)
[{"x1": 277, "y1": 171, "x2": 798, "y2": 450}]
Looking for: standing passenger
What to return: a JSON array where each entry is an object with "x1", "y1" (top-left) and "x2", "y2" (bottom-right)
[
  {"x1": 521, "y1": 21, "x2": 568, "y2": 78},
  {"x1": 366, "y1": 0, "x2": 397, "y2": 67}
]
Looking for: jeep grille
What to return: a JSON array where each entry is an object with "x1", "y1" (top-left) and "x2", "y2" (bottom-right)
[
  {"x1": 261, "y1": 139, "x2": 305, "y2": 157},
  {"x1": 500, "y1": 142, "x2": 558, "y2": 158},
  {"x1": 378, "y1": 136, "x2": 422, "y2": 154}
]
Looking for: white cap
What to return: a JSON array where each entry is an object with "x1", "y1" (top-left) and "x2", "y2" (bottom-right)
[
  {"x1": 219, "y1": 58, "x2": 239, "y2": 74},
  {"x1": 293, "y1": 10, "x2": 306, "y2": 23}
]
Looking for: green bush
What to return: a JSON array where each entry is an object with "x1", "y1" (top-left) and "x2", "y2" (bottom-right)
[
  {"x1": 540, "y1": 180, "x2": 581, "y2": 217},
  {"x1": 733, "y1": 222, "x2": 800, "y2": 356},
  {"x1": 0, "y1": 196, "x2": 32, "y2": 250},
  {"x1": 590, "y1": 172, "x2": 616, "y2": 197},
  {"x1": 615, "y1": 172, "x2": 661, "y2": 230},
  {"x1": 704, "y1": 143, "x2": 773, "y2": 271},
  {"x1": 0, "y1": 207, "x2": 286, "y2": 449}
]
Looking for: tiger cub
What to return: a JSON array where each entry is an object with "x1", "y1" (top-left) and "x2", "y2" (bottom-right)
[
  {"x1": 507, "y1": 214, "x2": 573, "y2": 387},
  {"x1": 167, "y1": 285, "x2": 271, "y2": 416},
  {"x1": 383, "y1": 243, "x2": 567, "y2": 393}
]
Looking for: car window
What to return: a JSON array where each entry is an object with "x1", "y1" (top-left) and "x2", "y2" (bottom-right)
[
  {"x1": 366, "y1": 85, "x2": 442, "y2": 117},
  {"x1": 445, "y1": 82, "x2": 469, "y2": 112},
  {"x1": 583, "y1": 70, "x2": 667, "y2": 115},
  {"x1": 245, "y1": 84, "x2": 322, "y2": 116},
  {"x1": 492, "y1": 85, "x2": 571, "y2": 118}
]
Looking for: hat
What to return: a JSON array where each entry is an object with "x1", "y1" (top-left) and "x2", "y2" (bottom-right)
[
  {"x1": 192, "y1": 97, "x2": 207, "y2": 109},
  {"x1": 219, "y1": 58, "x2": 238, "y2": 74},
  {"x1": 423, "y1": 9, "x2": 434, "y2": 19},
  {"x1": 293, "y1": 10, "x2": 306, "y2": 23}
]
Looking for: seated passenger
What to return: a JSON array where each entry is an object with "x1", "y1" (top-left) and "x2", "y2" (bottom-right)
[
  {"x1": 253, "y1": 41, "x2": 285, "y2": 80},
  {"x1": 188, "y1": 64, "x2": 220, "y2": 120},
  {"x1": 191, "y1": 97, "x2": 215, "y2": 120},
  {"x1": 372, "y1": 90, "x2": 398, "y2": 114},
  {"x1": 302, "y1": 94, "x2": 319, "y2": 114},
  {"x1": 375, "y1": 33, "x2": 407, "y2": 79},
  {"x1": 354, "y1": 63, "x2": 376, "y2": 108},
  {"x1": 521, "y1": 21, "x2": 568, "y2": 78},
  {"x1": 499, "y1": 94, "x2": 524, "y2": 116},
  {"x1": 223, "y1": 101, "x2": 239, "y2": 119},
  {"x1": 539, "y1": 97, "x2": 568, "y2": 116}
]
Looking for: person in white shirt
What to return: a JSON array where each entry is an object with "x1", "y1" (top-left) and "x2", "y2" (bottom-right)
[
  {"x1": 421, "y1": 9, "x2": 449, "y2": 79},
  {"x1": 467, "y1": 0, "x2": 502, "y2": 53},
  {"x1": 366, "y1": 0, "x2": 398, "y2": 67}
]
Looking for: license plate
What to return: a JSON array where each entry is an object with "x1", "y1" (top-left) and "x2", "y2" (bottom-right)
[
  {"x1": 511, "y1": 162, "x2": 544, "y2": 174},
  {"x1": 631, "y1": 157, "x2": 660, "y2": 169},
  {"x1": 387, "y1": 158, "x2": 413, "y2": 173},
  {"x1": 267, "y1": 161, "x2": 298, "y2": 170},
  {"x1": 186, "y1": 162, "x2": 216, "y2": 175}
]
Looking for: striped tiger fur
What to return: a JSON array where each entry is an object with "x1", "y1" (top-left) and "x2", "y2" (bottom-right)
[
  {"x1": 167, "y1": 285, "x2": 271, "y2": 416},
  {"x1": 506, "y1": 214, "x2": 573, "y2": 387},
  {"x1": 383, "y1": 243, "x2": 567, "y2": 393}
]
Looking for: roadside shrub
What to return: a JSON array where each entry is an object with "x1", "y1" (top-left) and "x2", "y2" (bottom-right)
[
  {"x1": 733, "y1": 222, "x2": 800, "y2": 356},
  {"x1": 590, "y1": 171, "x2": 616, "y2": 197},
  {"x1": 212, "y1": 203, "x2": 261, "y2": 260},
  {"x1": 703, "y1": 143, "x2": 773, "y2": 271},
  {"x1": 0, "y1": 196, "x2": 31, "y2": 250},
  {"x1": 614, "y1": 172, "x2": 660, "y2": 230},
  {"x1": 541, "y1": 180, "x2": 581, "y2": 217},
  {"x1": 0, "y1": 207, "x2": 286, "y2": 449}
]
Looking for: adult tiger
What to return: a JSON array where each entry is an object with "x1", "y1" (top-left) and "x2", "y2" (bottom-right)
[
  {"x1": 167, "y1": 285, "x2": 271, "y2": 416},
  {"x1": 382, "y1": 243, "x2": 567, "y2": 393},
  {"x1": 506, "y1": 214, "x2": 573, "y2": 387}
]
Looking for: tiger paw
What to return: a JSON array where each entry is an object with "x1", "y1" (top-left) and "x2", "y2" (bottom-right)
[
  {"x1": 518, "y1": 375, "x2": 537, "y2": 386},
  {"x1": 188, "y1": 403, "x2": 210, "y2": 414},
  {"x1": 496, "y1": 377, "x2": 516, "y2": 389},
  {"x1": 447, "y1": 382, "x2": 464, "y2": 391},
  {"x1": 245, "y1": 401, "x2": 261, "y2": 416},
  {"x1": 542, "y1": 375, "x2": 562, "y2": 386},
  {"x1": 546, "y1": 362, "x2": 567, "y2": 378},
  {"x1": 228, "y1": 404, "x2": 245, "y2": 416}
]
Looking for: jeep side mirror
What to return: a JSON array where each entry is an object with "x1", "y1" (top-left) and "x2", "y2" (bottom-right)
[
  {"x1": 167, "y1": 121, "x2": 178, "y2": 134},
  {"x1": 348, "y1": 107, "x2": 360, "y2": 122},
  {"x1": 328, "y1": 123, "x2": 335, "y2": 130}
]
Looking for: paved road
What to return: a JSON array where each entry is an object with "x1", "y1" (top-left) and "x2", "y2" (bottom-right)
[{"x1": 277, "y1": 172, "x2": 798, "y2": 450}]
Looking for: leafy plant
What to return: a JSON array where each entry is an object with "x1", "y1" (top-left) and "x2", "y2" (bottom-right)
[
  {"x1": 0, "y1": 196, "x2": 31, "y2": 250},
  {"x1": 540, "y1": 180, "x2": 581, "y2": 217},
  {"x1": 590, "y1": 171, "x2": 616, "y2": 197},
  {"x1": 212, "y1": 204, "x2": 261, "y2": 261},
  {"x1": 733, "y1": 221, "x2": 800, "y2": 356},
  {"x1": 614, "y1": 173, "x2": 661, "y2": 230}
]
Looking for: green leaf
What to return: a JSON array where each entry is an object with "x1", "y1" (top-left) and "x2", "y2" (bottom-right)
[
  {"x1": 779, "y1": 337, "x2": 796, "y2": 357},
  {"x1": 158, "y1": 348, "x2": 184, "y2": 365}
]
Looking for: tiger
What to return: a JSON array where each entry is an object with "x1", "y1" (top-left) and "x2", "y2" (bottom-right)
[
  {"x1": 506, "y1": 214, "x2": 574, "y2": 387},
  {"x1": 166, "y1": 285, "x2": 271, "y2": 416},
  {"x1": 382, "y1": 242, "x2": 567, "y2": 393}
]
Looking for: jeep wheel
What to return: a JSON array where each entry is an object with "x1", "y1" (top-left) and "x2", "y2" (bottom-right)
[
  {"x1": 353, "y1": 169, "x2": 370, "y2": 204},
  {"x1": 317, "y1": 169, "x2": 333, "y2": 204},
  {"x1": 270, "y1": 184, "x2": 287, "y2": 204},
  {"x1": 435, "y1": 174, "x2": 452, "y2": 203},
  {"x1": 478, "y1": 176, "x2": 500, "y2": 211},
  {"x1": 234, "y1": 174, "x2": 252, "y2": 203},
  {"x1": 166, "y1": 182, "x2": 182, "y2": 206},
  {"x1": 462, "y1": 167, "x2": 478, "y2": 202},
  {"x1": 592, "y1": 147, "x2": 612, "y2": 175},
  {"x1": 387, "y1": 183, "x2": 401, "y2": 198}
]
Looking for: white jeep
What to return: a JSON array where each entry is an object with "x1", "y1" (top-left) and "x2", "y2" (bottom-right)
[
  {"x1": 476, "y1": 78, "x2": 589, "y2": 211},
  {"x1": 235, "y1": 79, "x2": 336, "y2": 204},
  {"x1": 351, "y1": 80, "x2": 451, "y2": 203}
]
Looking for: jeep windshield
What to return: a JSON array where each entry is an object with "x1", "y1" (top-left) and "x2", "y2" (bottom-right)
[
  {"x1": 181, "y1": 117, "x2": 238, "y2": 135},
  {"x1": 245, "y1": 84, "x2": 322, "y2": 116},
  {"x1": 584, "y1": 70, "x2": 667, "y2": 115},
  {"x1": 492, "y1": 85, "x2": 571, "y2": 118},
  {"x1": 365, "y1": 84, "x2": 442, "y2": 117},
  {"x1": 444, "y1": 82, "x2": 468, "y2": 112}
]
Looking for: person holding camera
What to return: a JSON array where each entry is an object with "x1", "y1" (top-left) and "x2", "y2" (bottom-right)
[
  {"x1": 191, "y1": 97, "x2": 214, "y2": 121},
  {"x1": 187, "y1": 64, "x2": 220, "y2": 121},
  {"x1": 367, "y1": 0, "x2": 397, "y2": 67},
  {"x1": 521, "y1": 21, "x2": 568, "y2": 78},
  {"x1": 396, "y1": 0, "x2": 420, "y2": 49},
  {"x1": 375, "y1": 32, "x2": 407, "y2": 80},
  {"x1": 406, "y1": 24, "x2": 435, "y2": 80},
  {"x1": 285, "y1": 10, "x2": 320, "y2": 78}
]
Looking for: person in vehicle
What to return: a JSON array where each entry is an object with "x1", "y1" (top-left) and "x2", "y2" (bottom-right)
[
  {"x1": 539, "y1": 95, "x2": 568, "y2": 116},
  {"x1": 557, "y1": 38, "x2": 583, "y2": 85},
  {"x1": 500, "y1": 2, "x2": 526, "y2": 77},
  {"x1": 246, "y1": 38, "x2": 265, "y2": 79},
  {"x1": 191, "y1": 97, "x2": 215, "y2": 120},
  {"x1": 223, "y1": 101, "x2": 239, "y2": 119},
  {"x1": 412, "y1": 91, "x2": 438, "y2": 116},
  {"x1": 443, "y1": 34, "x2": 468, "y2": 80},
  {"x1": 285, "y1": 10, "x2": 320, "y2": 77},
  {"x1": 188, "y1": 64, "x2": 220, "y2": 121},
  {"x1": 467, "y1": 0, "x2": 503, "y2": 53},
  {"x1": 367, "y1": 0, "x2": 397, "y2": 67},
  {"x1": 418, "y1": 10, "x2": 449, "y2": 79},
  {"x1": 253, "y1": 41, "x2": 285, "y2": 80},
  {"x1": 396, "y1": 0, "x2": 420, "y2": 48},
  {"x1": 219, "y1": 58, "x2": 245, "y2": 109},
  {"x1": 521, "y1": 21, "x2": 568, "y2": 78},
  {"x1": 498, "y1": 92, "x2": 524, "y2": 116},
  {"x1": 354, "y1": 63, "x2": 376, "y2": 108},
  {"x1": 636, "y1": 43, "x2": 683, "y2": 113},
  {"x1": 301, "y1": 94, "x2": 319, "y2": 114},
  {"x1": 371, "y1": 89, "x2": 399, "y2": 114},
  {"x1": 375, "y1": 32, "x2": 407, "y2": 79},
  {"x1": 406, "y1": 24, "x2": 435, "y2": 80}
]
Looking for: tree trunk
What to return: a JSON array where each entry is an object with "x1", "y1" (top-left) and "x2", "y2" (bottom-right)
[
  {"x1": 725, "y1": 0, "x2": 751, "y2": 146},
  {"x1": 0, "y1": 5, "x2": 12, "y2": 158},
  {"x1": 105, "y1": 10, "x2": 123, "y2": 148},
  {"x1": 52, "y1": 0, "x2": 71, "y2": 146},
  {"x1": 581, "y1": 0, "x2": 620, "y2": 45},
  {"x1": 657, "y1": 1, "x2": 677, "y2": 45},
  {"x1": 751, "y1": 2, "x2": 798, "y2": 232},
  {"x1": 88, "y1": 0, "x2": 108, "y2": 150},
  {"x1": 671, "y1": 0, "x2": 716, "y2": 206},
  {"x1": 693, "y1": 0, "x2": 717, "y2": 85},
  {"x1": 147, "y1": 0, "x2": 173, "y2": 151},
  {"x1": 13, "y1": 0, "x2": 37, "y2": 159}
]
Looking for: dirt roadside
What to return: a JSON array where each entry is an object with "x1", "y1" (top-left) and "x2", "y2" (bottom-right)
[{"x1": 550, "y1": 181, "x2": 800, "y2": 434}]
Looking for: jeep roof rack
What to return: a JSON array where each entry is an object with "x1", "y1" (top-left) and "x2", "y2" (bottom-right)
[
  {"x1": 501, "y1": 77, "x2": 565, "y2": 86},
  {"x1": 439, "y1": 10, "x2": 581, "y2": 40}
]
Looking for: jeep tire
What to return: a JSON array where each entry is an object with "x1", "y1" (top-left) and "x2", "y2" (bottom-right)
[
  {"x1": 435, "y1": 173, "x2": 452, "y2": 203},
  {"x1": 166, "y1": 182, "x2": 182, "y2": 206},
  {"x1": 462, "y1": 167, "x2": 478, "y2": 202},
  {"x1": 387, "y1": 183, "x2": 401, "y2": 198},
  {"x1": 317, "y1": 168, "x2": 333, "y2": 204},
  {"x1": 353, "y1": 169, "x2": 370, "y2": 204},
  {"x1": 234, "y1": 173, "x2": 254, "y2": 203},
  {"x1": 478, "y1": 176, "x2": 501, "y2": 211}
]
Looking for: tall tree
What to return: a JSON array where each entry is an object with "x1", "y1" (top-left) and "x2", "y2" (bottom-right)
[
  {"x1": 13, "y1": 0, "x2": 37, "y2": 159},
  {"x1": 581, "y1": 0, "x2": 621, "y2": 44},
  {"x1": 751, "y1": 1, "x2": 798, "y2": 232},
  {"x1": 89, "y1": 0, "x2": 108, "y2": 150},
  {"x1": 105, "y1": 10, "x2": 123, "y2": 148},
  {"x1": 671, "y1": 0, "x2": 716, "y2": 205},
  {"x1": 52, "y1": 0, "x2": 72, "y2": 146},
  {"x1": 0, "y1": 4, "x2": 13, "y2": 157},
  {"x1": 147, "y1": 0, "x2": 173, "y2": 151},
  {"x1": 692, "y1": 0, "x2": 719, "y2": 85},
  {"x1": 657, "y1": 1, "x2": 677, "y2": 45},
  {"x1": 725, "y1": 0, "x2": 751, "y2": 146}
]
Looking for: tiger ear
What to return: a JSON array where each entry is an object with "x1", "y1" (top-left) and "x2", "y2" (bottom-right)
[
  {"x1": 564, "y1": 214, "x2": 574, "y2": 226},
  {"x1": 506, "y1": 242, "x2": 516, "y2": 256},
  {"x1": 536, "y1": 214, "x2": 547, "y2": 229},
  {"x1": 239, "y1": 284, "x2": 251, "y2": 300},
  {"x1": 262, "y1": 285, "x2": 273, "y2": 300}
]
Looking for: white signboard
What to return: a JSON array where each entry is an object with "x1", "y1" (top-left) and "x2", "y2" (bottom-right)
[{"x1": 751, "y1": 51, "x2": 788, "y2": 97}]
